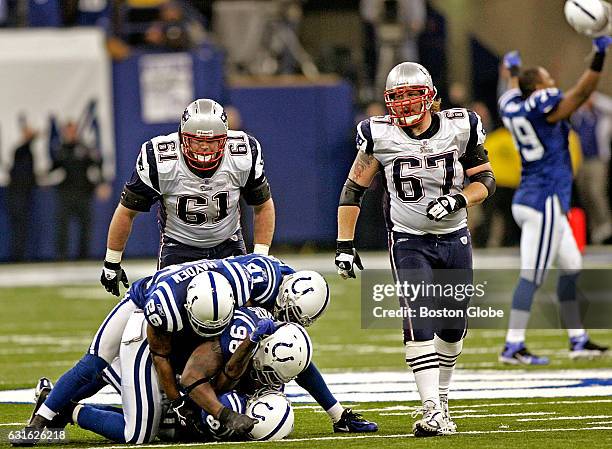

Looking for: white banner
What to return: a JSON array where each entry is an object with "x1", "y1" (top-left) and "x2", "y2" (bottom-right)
[
  {"x1": 0, "y1": 28, "x2": 115, "y2": 186},
  {"x1": 139, "y1": 52, "x2": 194, "y2": 124}
]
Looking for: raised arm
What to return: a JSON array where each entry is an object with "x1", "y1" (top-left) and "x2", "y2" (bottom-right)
[{"x1": 547, "y1": 36, "x2": 612, "y2": 123}]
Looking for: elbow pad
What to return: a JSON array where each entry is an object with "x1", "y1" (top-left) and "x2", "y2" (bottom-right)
[
  {"x1": 339, "y1": 179, "x2": 367, "y2": 207},
  {"x1": 469, "y1": 170, "x2": 496, "y2": 197},
  {"x1": 243, "y1": 178, "x2": 271, "y2": 206},
  {"x1": 120, "y1": 187, "x2": 154, "y2": 212}
]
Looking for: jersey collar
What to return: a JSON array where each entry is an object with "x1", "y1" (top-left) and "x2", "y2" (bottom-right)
[{"x1": 400, "y1": 113, "x2": 440, "y2": 140}]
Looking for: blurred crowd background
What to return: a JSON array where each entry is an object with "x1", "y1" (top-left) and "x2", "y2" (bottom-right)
[{"x1": 0, "y1": 0, "x2": 611, "y2": 262}]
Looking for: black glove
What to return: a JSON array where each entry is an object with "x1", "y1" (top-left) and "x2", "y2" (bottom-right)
[
  {"x1": 170, "y1": 396, "x2": 206, "y2": 436},
  {"x1": 425, "y1": 194, "x2": 467, "y2": 222},
  {"x1": 335, "y1": 240, "x2": 364, "y2": 279},
  {"x1": 218, "y1": 406, "x2": 257, "y2": 435},
  {"x1": 100, "y1": 260, "x2": 129, "y2": 297}
]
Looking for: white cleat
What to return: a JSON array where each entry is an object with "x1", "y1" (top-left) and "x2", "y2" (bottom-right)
[
  {"x1": 439, "y1": 395, "x2": 457, "y2": 434},
  {"x1": 412, "y1": 400, "x2": 449, "y2": 437}
]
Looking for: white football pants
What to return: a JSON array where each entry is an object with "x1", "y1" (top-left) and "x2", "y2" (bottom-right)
[{"x1": 512, "y1": 195, "x2": 582, "y2": 286}]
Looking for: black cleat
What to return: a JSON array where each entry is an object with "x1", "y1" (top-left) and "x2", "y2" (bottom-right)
[
  {"x1": 333, "y1": 408, "x2": 378, "y2": 433},
  {"x1": 569, "y1": 335, "x2": 609, "y2": 359},
  {"x1": 28, "y1": 378, "x2": 53, "y2": 425}
]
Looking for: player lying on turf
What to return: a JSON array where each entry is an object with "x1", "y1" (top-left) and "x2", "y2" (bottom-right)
[
  {"x1": 15, "y1": 256, "x2": 375, "y2": 445},
  {"x1": 159, "y1": 308, "x2": 313, "y2": 442},
  {"x1": 24, "y1": 310, "x2": 308, "y2": 444}
]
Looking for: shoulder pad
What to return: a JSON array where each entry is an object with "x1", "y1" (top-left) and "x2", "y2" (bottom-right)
[
  {"x1": 440, "y1": 108, "x2": 471, "y2": 132},
  {"x1": 226, "y1": 130, "x2": 250, "y2": 156},
  {"x1": 149, "y1": 133, "x2": 180, "y2": 173},
  {"x1": 370, "y1": 115, "x2": 391, "y2": 124},
  {"x1": 356, "y1": 119, "x2": 375, "y2": 154},
  {"x1": 526, "y1": 88, "x2": 563, "y2": 114}
]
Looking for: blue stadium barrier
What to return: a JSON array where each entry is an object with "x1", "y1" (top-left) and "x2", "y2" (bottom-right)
[{"x1": 0, "y1": 45, "x2": 354, "y2": 262}]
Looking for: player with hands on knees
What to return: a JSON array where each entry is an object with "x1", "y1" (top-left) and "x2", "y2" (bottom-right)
[{"x1": 100, "y1": 98, "x2": 276, "y2": 297}]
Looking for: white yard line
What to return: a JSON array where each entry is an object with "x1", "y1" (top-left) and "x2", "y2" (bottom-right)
[
  {"x1": 81, "y1": 426, "x2": 612, "y2": 449},
  {"x1": 379, "y1": 412, "x2": 556, "y2": 418},
  {"x1": 355, "y1": 399, "x2": 612, "y2": 413},
  {"x1": 517, "y1": 415, "x2": 612, "y2": 422}
]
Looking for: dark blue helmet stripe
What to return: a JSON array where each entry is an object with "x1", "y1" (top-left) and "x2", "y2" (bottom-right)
[
  {"x1": 261, "y1": 402, "x2": 292, "y2": 440},
  {"x1": 209, "y1": 272, "x2": 218, "y2": 321}
]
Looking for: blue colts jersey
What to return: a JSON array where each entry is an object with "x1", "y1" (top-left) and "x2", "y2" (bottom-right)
[
  {"x1": 499, "y1": 87, "x2": 573, "y2": 211},
  {"x1": 228, "y1": 254, "x2": 295, "y2": 309},
  {"x1": 219, "y1": 306, "x2": 274, "y2": 362},
  {"x1": 128, "y1": 258, "x2": 252, "y2": 333}
]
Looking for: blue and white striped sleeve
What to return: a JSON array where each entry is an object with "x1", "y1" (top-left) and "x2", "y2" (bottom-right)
[
  {"x1": 221, "y1": 262, "x2": 252, "y2": 307},
  {"x1": 144, "y1": 283, "x2": 184, "y2": 333}
]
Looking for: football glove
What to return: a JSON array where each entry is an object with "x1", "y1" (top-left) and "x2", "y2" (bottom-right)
[
  {"x1": 217, "y1": 406, "x2": 257, "y2": 435},
  {"x1": 170, "y1": 396, "x2": 206, "y2": 436},
  {"x1": 502, "y1": 50, "x2": 521, "y2": 70},
  {"x1": 593, "y1": 36, "x2": 612, "y2": 53},
  {"x1": 100, "y1": 261, "x2": 129, "y2": 297},
  {"x1": 425, "y1": 194, "x2": 467, "y2": 222},
  {"x1": 249, "y1": 318, "x2": 278, "y2": 343},
  {"x1": 335, "y1": 240, "x2": 364, "y2": 279}
]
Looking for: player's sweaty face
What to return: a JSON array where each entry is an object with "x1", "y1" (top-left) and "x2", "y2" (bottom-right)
[
  {"x1": 395, "y1": 90, "x2": 426, "y2": 114},
  {"x1": 190, "y1": 139, "x2": 221, "y2": 153}
]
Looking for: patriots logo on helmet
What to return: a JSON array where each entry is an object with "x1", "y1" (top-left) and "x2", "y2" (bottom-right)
[
  {"x1": 220, "y1": 110, "x2": 228, "y2": 125},
  {"x1": 181, "y1": 109, "x2": 190, "y2": 125}
]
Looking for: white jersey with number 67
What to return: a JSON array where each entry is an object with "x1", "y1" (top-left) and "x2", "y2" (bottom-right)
[{"x1": 356, "y1": 109, "x2": 486, "y2": 235}]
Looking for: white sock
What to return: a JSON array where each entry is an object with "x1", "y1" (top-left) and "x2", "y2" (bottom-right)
[
  {"x1": 405, "y1": 340, "x2": 440, "y2": 408},
  {"x1": 434, "y1": 335, "x2": 463, "y2": 397},
  {"x1": 326, "y1": 402, "x2": 344, "y2": 423},
  {"x1": 37, "y1": 404, "x2": 57, "y2": 421},
  {"x1": 567, "y1": 328, "x2": 586, "y2": 339},
  {"x1": 505, "y1": 309, "x2": 530, "y2": 343},
  {"x1": 72, "y1": 404, "x2": 83, "y2": 425}
]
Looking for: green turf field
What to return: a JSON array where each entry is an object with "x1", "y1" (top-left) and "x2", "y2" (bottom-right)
[{"x1": 1, "y1": 274, "x2": 611, "y2": 447}]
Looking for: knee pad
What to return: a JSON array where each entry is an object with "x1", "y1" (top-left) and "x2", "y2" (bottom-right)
[
  {"x1": 435, "y1": 329, "x2": 466, "y2": 344},
  {"x1": 76, "y1": 354, "x2": 109, "y2": 382}
]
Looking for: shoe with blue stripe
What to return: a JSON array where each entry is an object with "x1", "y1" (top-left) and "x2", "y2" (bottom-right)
[
  {"x1": 499, "y1": 342, "x2": 549, "y2": 365},
  {"x1": 569, "y1": 334, "x2": 608, "y2": 360},
  {"x1": 333, "y1": 408, "x2": 378, "y2": 433}
]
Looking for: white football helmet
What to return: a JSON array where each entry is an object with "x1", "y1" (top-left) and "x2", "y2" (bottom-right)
[
  {"x1": 251, "y1": 323, "x2": 312, "y2": 387},
  {"x1": 179, "y1": 99, "x2": 228, "y2": 171},
  {"x1": 564, "y1": 0, "x2": 611, "y2": 37},
  {"x1": 246, "y1": 390, "x2": 294, "y2": 441},
  {"x1": 274, "y1": 271, "x2": 330, "y2": 327},
  {"x1": 184, "y1": 271, "x2": 234, "y2": 337},
  {"x1": 384, "y1": 62, "x2": 437, "y2": 127}
]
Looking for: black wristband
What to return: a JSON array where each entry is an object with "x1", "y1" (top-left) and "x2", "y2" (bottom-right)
[
  {"x1": 591, "y1": 52, "x2": 605, "y2": 72},
  {"x1": 453, "y1": 194, "x2": 468, "y2": 209},
  {"x1": 104, "y1": 260, "x2": 121, "y2": 270},
  {"x1": 336, "y1": 240, "x2": 354, "y2": 251},
  {"x1": 509, "y1": 66, "x2": 520, "y2": 77}
]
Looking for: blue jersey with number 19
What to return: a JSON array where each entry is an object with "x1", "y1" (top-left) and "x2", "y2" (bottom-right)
[{"x1": 499, "y1": 87, "x2": 573, "y2": 212}]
